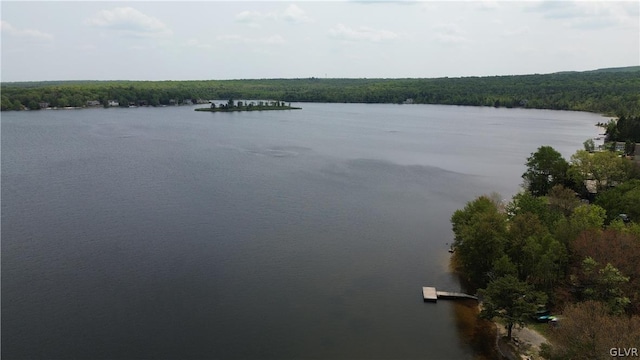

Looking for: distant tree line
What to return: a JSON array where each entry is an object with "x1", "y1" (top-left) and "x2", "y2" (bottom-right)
[{"x1": 2, "y1": 67, "x2": 640, "y2": 115}]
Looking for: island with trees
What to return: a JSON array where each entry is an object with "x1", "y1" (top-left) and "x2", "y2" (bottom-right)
[
  {"x1": 450, "y1": 116, "x2": 640, "y2": 359},
  {"x1": 194, "y1": 99, "x2": 301, "y2": 112}
]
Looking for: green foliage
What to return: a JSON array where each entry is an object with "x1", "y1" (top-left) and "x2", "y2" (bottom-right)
[
  {"x1": 491, "y1": 255, "x2": 518, "y2": 278},
  {"x1": 451, "y1": 196, "x2": 507, "y2": 289},
  {"x1": 530, "y1": 236, "x2": 567, "y2": 289},
  {"x1": 522, "y1": 146, "x2": 569, "y2": 197},
  {"x1": 583, "y1": 138, "x2": 595, "y2": 152},
  {"x1": 552, "y1": 204, "x2": 606, "y2": 246},
  {"x1": 578, "y1": 257, "x2": 630, "y2": 314},
  {"x1": 3, "y1": 68, "x2": 640, "y2": 114},
  {"x1": 506, "y1": 191, "x2": 563, "y2": 232},
  {"x1": 598, "y1": 263, "x2": 632, "y2": 314},
  {"x1": 451, "y1": 142, "x2": 640, "y2": 358},
  {"x1": 608, "y1": 115, "x2": 640, "y2": 143},
  {"x1": 604, "y1": 119, "x2": 620, "y2": 140},
  {"x1": 623, "y1": 222, "x2": 640, "y2": 237},
  {"x1": 504, "y1": 212, "x2": 567, "y2": 289},
  {"x1": 595, "y1": 179, "x2": 640, "y2": 223},
  {"x1": 505, "y1": 213, "x2": 548, "y2": 278},
  {"x1": 569, "y1": 204, "x2": 606, "y2": 233},
  {"x1": 451, "y1": 196, "x2": 498, "y2": 241},
  {"x1": 555, "y1": 204, "x2": 606, "y2": 244},
  {"x1": 568, "y1": 150, "x2": 633, "y2": 193},
  {"x1": 479, "y1": 275, "x2": 547, "y2": 339},
  {"x1": 1, "y1": 96, "x2": 13, "y2": 111}
]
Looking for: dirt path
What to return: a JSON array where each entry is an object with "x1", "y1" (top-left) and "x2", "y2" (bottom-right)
[
  {"x1": 495, "y1": 322, "x2": 549, "y2": 359},
  {"x1": 511, "y1": 326, "x2": 548, "y2": 351}
]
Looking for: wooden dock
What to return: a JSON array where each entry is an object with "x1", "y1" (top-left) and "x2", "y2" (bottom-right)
[
  {"x1": 422, "y1": 287, "x2": 438, "y2": 302},
  {"x1": 422, "y1": 287, "x2": 478, "y2": 302}
]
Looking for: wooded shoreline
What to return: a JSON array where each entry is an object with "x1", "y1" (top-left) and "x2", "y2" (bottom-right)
[
  {"x1": 450, "y1": 137, "x2": 640, "y2": 359},
  {"x1": 3, "y1": 66, "x2": 639, "y2": 115}
]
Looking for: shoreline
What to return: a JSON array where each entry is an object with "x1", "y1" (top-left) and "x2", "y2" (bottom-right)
[
  {"x1": 450, "y1": 252, "x2": 550, "y2": 359},
  {"x1": 1, "y1": 102, "x2": 616, "y2": 118}
]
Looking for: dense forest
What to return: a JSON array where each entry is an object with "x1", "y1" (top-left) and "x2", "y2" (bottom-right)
[
  {"x1": 451, "y1": 144, "x2": 640, "y2": 359},
  {"x1": 601, "y1": 115, "x2": 640, "y2": 144},
  {"x1": 2, "y1": 66, "x2": 640, "y2": 116}
]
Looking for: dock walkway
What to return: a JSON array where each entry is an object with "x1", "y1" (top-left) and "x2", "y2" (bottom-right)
[{"x1": 422, "y1": 287, "x2": 478, "y2": 302}]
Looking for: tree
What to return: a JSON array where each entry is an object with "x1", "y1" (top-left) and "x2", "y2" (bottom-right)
[
  {"x1": 1, "y1": 96, "x2": 13, "y2": 111},
  {"x1": 227, "y1": 98, "x2": 234, "y2": 108},
  {"x1": 569, "y1": 204, "x2": 606, "y2": 233},
  {"x1": 594, "y1": 179, "x2": 640, "y2": 223},
  {"x1": 491, "y1": 255, "x2": 518, "y2": 279},
  {"x1": 502, "y1": 211, "x2": 567, "y2": 289},
  {"x1": 583, "y1": 138, "x2": 595, "y2": 152},
  {"x1": 479, "y1": 275, "x2": 547, "y2": 340},
  {"x1": 596, "y1": 263, "x2": 631, "y2": 314},
  {"x1": 522, "y1": 146, "x2": 569, "y2": 197},
  {"x1": 571, "y1": 229, "x2": 640, "y2": 314},
  {"x1": 505, "y1": 212, "x2": 548, "y2": 279},
  {"x1": 451, "y1": 196, "x2": 498, "y2": 238},
  {"x1": 547, "y1": 184, "x2": 580, "y2": 217},
  {"x1": 149, "y1": 95, "x2": 160, "y2": 107},
  {"x1": 604, "y1": 119, "x2": 619, "y2": 142},
  {"x1": 506, "y1": 191, "x2": 562, "y2": 232},
  {"x1": 27, "y1": 100, "x2": 40, "y2": 110},
  {"x1": 542, "y1": 301, "x2": 640, "y2": 360},
  {"x1": 568, "y1": 150, "x2": 632, "y2": 193},
  {"x1": 611, "y1": 115, "x2": 640, "y2": 143},
  {"x1": 11, "y1": 99, "x2": 24, "y2": 111},
  {"x1": 555, "y1": 203, "x2": 607, "y2": 245},
  {"x1": 451, "y1": 196, "x2": 508, "y2": 289},
  {"x1": 574, "y1": 257, "x2": 630, "y2": 314}
]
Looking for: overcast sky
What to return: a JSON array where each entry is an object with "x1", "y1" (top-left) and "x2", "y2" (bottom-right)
[{"x1": 1, "y1": 1, "x2": 638, "y2": 82}]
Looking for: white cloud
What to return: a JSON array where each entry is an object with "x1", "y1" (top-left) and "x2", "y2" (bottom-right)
[
  {"x1": 265, "y1": 35, "x2": 286, "y2": 45},
  {"x1": 431, "y1": 23, "x2": 468, "y2": 45},
  {"x1": 215, "y1": 34, "x2": 286, "y2": 46},
  {"x1": 329, "y1": 24, "x2": 398, "y2": 42},
  {"x1": 528, "y1": 1, "x2": 638, "y2": 29},
  {"x1": 186, "y1": 39, "x2": 212, "y2": 49},
  {"x1": 234, "y1": 4, "x2": 312, "y2": 26},
  {"x1": 0, "y1": 21, "x2": 53, "y2": 41},
  {"x1": 475, "y1": 1, "x2": 500, "y2": 11},
  {"x1": 216, "y1": 34, "x2": 245, "y2": 43},
  {"x1": 235, "y1": 10, "x2": 264, "y2": 27},
  {"x1": 281, "y1": 4, "x2": 312, "y2": 23},
  {"x1": 503, "y1": 26, "x2": 531, "y2": 37},
  {"x1": 528, "y1": 1, "x2": 580, "y2": 19},
  {"x1": 85, "y1": 7, "x2": 172, "y2": 37}
]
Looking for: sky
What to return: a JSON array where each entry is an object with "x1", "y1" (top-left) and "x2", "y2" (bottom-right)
[{"x1": 1, "y1": 1, "x2": 639, "y2": 82}]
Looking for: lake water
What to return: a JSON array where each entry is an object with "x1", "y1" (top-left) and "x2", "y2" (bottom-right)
[{"x1": 1, "y1": 103, "x2": 603, "y2": 359}]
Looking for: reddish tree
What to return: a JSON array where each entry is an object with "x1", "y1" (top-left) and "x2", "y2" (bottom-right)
[{"x1": 571, "y1": 229, "x2": 640, "y2": 314}]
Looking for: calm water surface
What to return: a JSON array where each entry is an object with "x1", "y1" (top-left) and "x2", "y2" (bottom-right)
[{"x1": 2, "y1": 103, "x2": 602, "y2": 359}]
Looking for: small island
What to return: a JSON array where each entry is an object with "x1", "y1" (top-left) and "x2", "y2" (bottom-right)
[{"x1": 195, "y1": 99, "x2": 301, "y2": 112}]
